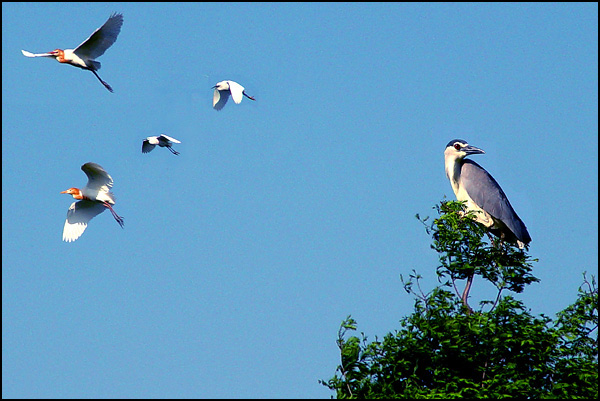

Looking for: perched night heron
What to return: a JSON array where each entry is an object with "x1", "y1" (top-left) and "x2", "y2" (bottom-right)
[{"x1": 444, "y1": 139, "x2": 531, "y2": 249}]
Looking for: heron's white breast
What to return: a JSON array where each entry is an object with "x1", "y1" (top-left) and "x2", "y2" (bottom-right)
[
  {"x1": 82, "y1": 187, "x2": 114, "y2": 204},
  {"x1": 63, "y1": 49, "x2": 89, "y2": 68}
]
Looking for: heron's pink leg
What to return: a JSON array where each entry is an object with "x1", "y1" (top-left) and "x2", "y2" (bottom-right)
[{"x1": 103, "y1": 202, "x2": 124, "y2": 228}]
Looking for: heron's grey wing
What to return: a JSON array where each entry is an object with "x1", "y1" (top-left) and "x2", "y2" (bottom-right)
[
  {"x1": 461, "y1": 160, "x2": 531, "y2": 243},
  {"x1": 142, "y1": 140, "x2": 156, "y2": 153},
  {"x1": 81, "y1": 162, "x2": 113, "y2": 191},
  {"x1": 213, "y1": 89, "x2": 230, "y2": 110},
  {"x1": 63, "y1": 200, "x2": 106, "y2": 242},
  {"x1": 73, "y1": 13, "x2": 123, "y2": 60}
]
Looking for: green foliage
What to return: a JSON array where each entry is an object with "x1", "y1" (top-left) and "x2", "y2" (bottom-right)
[
  {"x1": 418, "y1": 201, "x2": 539, "y2": 311},
  {"x1": 321, "y1": 201, "x2": 598, "y2": 398}
]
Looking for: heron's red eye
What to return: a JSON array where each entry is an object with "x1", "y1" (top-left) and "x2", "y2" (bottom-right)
[{"x1": 454, "y1": 144, "x2": 461, "y2": 150}]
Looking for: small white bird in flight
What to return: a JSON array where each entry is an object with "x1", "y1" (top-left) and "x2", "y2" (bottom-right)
[
  {"x1": 142, "y1": 134, "x2": 181, "y2": 155},
  {"x1": 61, "y1": 162, "x2": 124, "y2": 242},
  {"x1": 212, "y1": 80, "x2": 255, "y2": 110},
  {"x1": 22, "y1": 12, "x2": 124, "y2": 92}
]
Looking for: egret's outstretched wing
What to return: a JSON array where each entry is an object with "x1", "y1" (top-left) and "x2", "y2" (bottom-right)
[
  {"x1": 461, "y1": 160, "x2": 531, "y2": 244},
  {"x1": 142, "y1": 139, "x2": 156, "y2": 153},
  {"x1": 73, "y1": 12, "x2": 123, "y2": 60},
  {"x1": 159, "y1": 134, "x2": 181, "y2": 144},
  {"x1": 21, "y1": 50, "x2": 54, "y2": 58},
  {"x1": 213, "y1": 88, "x2": 230, "y2": 110},
  {"x1": 81, "y1": 162, "x2": 113, "y2": 191},
  {"x1": 62, "y1": 200, "x2": 106, "y2": 242},
  {"x1": 228, "y1": 80, "x2": 245, "y2": 104}
]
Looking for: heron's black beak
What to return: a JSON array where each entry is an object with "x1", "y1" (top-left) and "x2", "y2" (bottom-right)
[{"x1": 464, "y1": 145, "x2": 485, "y2": 155}]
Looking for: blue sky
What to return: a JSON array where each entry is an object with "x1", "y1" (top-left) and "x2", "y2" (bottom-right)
[{"x1": 2, "y1": 2, "x2": 598, "y2": 398}]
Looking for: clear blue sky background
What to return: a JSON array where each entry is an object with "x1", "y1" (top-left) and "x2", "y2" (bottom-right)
[{"x1": 2, "y1": 2, "x2": 598, "y2": 398}]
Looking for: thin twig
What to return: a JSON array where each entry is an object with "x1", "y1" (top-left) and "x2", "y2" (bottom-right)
[{"x1": 461, "y1": 273, "x2": 474, "y2": 313}]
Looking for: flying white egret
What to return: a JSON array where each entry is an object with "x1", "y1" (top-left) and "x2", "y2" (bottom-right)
[
  {"x1": 22, "y1": 12, "x2": 124, "y2": 92},
  {"x1": 142, "y1": 134, "x2": 181, "y2": 155},
  {"x1": 61, "y1": 162, "x2": 124, "y2": 242},
  {"x1": 212, "y1": 80, "x2": 255, "y2": 110}
]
